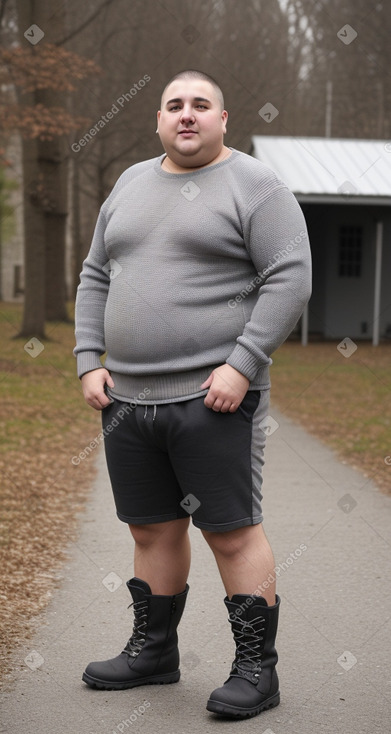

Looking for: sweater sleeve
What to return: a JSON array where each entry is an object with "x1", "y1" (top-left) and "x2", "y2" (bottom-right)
[
  {"x1": 226, "y1": 186, "x2": 312, "y2": 381},
  {"x1": 73, "y1": 208, "x2": 111, "y2": 378}
]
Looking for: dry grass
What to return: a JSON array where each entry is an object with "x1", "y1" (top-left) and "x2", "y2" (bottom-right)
[
  {"x1": 1, "y1": 304, "x2": 390, "y2": 683},
  {"x1": 270, "y1": 339, "x2": 391, "y2": 493},
  {"x1": 0, "y1": 303, "x2": 101, "y2": 682}
]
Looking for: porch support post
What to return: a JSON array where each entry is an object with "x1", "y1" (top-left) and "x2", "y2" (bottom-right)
[{"x1": 373, "y1": 220, "x2": 383, "y2": 346}]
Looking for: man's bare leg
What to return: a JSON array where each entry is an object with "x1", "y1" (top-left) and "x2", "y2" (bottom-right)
[
  {"x1": 82, "y1": 517, "x2": 190, "y2": 689},
  {"x1": 129, "y1": 517, "x2": 191, "y2": 595},
  {"x1": 202, "y1": 523, "x2": 276, "y2": 605}
]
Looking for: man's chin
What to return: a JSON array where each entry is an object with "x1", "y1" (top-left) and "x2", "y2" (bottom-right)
[{"x1": 168, "y1": 148, "x2": 213, "y2": 169}]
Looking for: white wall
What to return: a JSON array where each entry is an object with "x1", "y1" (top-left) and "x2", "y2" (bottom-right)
[{"x1": 305, "y1": 204, "x2": 391, "y2": 341}]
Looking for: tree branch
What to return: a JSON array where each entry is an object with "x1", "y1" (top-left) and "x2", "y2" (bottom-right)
[
  {"x1": 0, "y1": 0, "x2": 8, "y2": 27},
  {"x1": 57, "y1": 0, "x2": 115, "y2": 46}
]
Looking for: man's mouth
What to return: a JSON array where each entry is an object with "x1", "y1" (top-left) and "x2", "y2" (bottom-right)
[{"x1": 178, "y1": 130, "x2": 197, "y2": 136}]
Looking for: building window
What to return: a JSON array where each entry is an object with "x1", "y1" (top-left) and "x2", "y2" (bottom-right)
[{"x1": 338, "y1": 225, "x2": 363, "y2": 277}]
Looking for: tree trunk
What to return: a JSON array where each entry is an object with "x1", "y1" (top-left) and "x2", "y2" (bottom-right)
[
  {"x1": 16, "y1": 0, "x2": 69, "y2": 330},
  {"x1": 41, "y1": 135, "x2": 69, "y2": 321},
  {"x1": 19, "y1": 136, "x2": 46, "y2": 338},
  {"x1": 70, "y1": 158, "x2": 84, "y2": 299},
  {"x1": 45, "y1": 210, "x2": 68, "y2": 321},
  {"x1": 16, "y1": 0, "x2": 46, "y2": 337}
]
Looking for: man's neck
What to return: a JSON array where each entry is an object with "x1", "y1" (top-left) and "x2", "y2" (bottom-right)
[{"x1": 161, "y1": 146, "x2": 232, "y2": 173}]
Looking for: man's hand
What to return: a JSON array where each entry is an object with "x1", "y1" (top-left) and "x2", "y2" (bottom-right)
[
  {"x1": 200, "y1": 364, "x2": 250, "y2": 413},
  {"x1": 81, "y1": 368, "x2": 115, "y2": 410}
]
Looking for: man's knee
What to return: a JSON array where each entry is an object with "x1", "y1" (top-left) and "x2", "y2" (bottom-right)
[
  {"x1": 202, "y1": 524, "x2": 266, "y2": 557},
  {"x1": 129, "y1": 518, "x2": 189, "y2": 547},
  {"x1": 202, "y1": 528, "x2": 241, "y2": 557},
  {"x1": 129, "y1": 523, "x2": 157, "y2": 547}
]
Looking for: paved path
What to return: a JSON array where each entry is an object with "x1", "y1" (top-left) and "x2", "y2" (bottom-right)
[{"x1": 1, "y1": 405, "x2": 390, "y2": 734}]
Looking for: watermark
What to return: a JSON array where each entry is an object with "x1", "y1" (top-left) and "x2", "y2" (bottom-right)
[
  {"x1": 337, "y1": 24, "x2": 358, "y2": 45},
  {"x1": 25, "y1": 650, "x2": 44, "y2": 670},
  {"x1": 71, "y1": 388, "x2": 151, "y2": 465},
  {"x1": 103, "y1": 259, "x2": 123, "y2": 280},
  {"x1": 337, "y1": 650, "x2": 357, "y2": 671},
  {"x1": 338, "y1": 180, "x2": 359, "y2": 195},
  {"x1": 181, "y1": 651, "x2": 201, "y2": 670},
  {"x1": 24, "y1": 337, "x2": 44, "y2": 358},
  {"x1": 337, "y1": 337, "x2": 357, "y2": 358},
  {"x1": 102, "y1": 571, "x2": 123, "y2": 592},
  {"x1": 71, "y1": 75, "x2": 151, "y2": 153},
  {"x1": 229, "y1": 544, "x2": 308, "y2": 621},
  {"x1": 384, "y1": 456, "x2": 391, "y2": 466},
  {"x1": 180, "y1": 493, "x2": 201, "y2": 514},
  {"x1": 111, "y1": 702, "x2": 151, "y2": 732},
  {"x1": 258, "y1": 103, "x2": 279, "y2": 123},
  {"x1": 259, "y1": 414, "x2": 279, "y2": 436},
  {"x1": 24, "y1": 24, "x2": 44, "y2": 45},
  {"x1": 181, "y1": 25, "x2": 200, "y2": 44},
  {"x1": 228, "y1": 230, "x2": 307, "y2": 309},
  {"x1": 337, "y1": 493, "x2": 357, "y2": 514},
  {"x1": 180, "y1": 181, "x2": 200, "y2": 201}
]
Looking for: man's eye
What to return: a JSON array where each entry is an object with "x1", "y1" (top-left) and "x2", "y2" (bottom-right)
[{"x1": 169, "y1": 105, "x2": 180, "y2": 111}]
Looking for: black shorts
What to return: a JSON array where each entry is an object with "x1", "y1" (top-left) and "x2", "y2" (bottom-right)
[{"x1": 102, "y1": 390, "x2": 270, "y2": 533}]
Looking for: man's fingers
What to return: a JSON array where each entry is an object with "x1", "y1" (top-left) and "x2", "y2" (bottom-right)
[
  {"x1": 212, "y1": 403, "x2": 223, "y2": 412},
  {"x1": 85, "y1": 391, "x2": 111, "y2": 410},
  {"x1": 87, "y1": 398, "x2": 103, "y2": 411}
]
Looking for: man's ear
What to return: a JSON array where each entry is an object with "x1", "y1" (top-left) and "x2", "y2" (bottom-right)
[{"x1": 222, "y1": 109, "x2": 228, "y2": 134}]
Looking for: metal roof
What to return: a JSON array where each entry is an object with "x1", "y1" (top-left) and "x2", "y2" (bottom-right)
[{"x1": 251, "y1": 136, "x2": 391, "y2": 205}]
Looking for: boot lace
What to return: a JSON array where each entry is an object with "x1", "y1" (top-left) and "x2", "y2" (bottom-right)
[
  {"x1": 122, "y1": 600, "x2": 148, "y2": 657},
  {"x1": 229, "y1": 613, "x2": 265, "y2": 681}
]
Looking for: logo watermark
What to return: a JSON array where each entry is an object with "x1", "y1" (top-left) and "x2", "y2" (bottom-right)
[
  {"x1": 337, "y1": 337, "x2": 357, "y2": 358},
  {"x1": 72, "y1": 75, "x2": 151, "y2": 153},
  {"x1": 71, "y1": 388, "x2": 150, "y2": 465},
  {"x1": 111, "y1": 702, "x2": 151, "y2": 732},
  {"x1": 228, "y1": 230, "x2": 307, "y2": 309},
  {"x1": 228, "y1": 544, "x2": 308, "y2": 621}
]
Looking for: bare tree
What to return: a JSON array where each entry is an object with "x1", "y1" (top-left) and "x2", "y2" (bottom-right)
[
  {"x1": 10, "y1": 0, "x2": 98, "y2": 335},
  {"x1": 284, "y1": 0, "x2": 390, "y2": 138}
]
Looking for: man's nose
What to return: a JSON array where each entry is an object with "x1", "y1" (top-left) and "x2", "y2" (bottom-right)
[{"x1": 180, "y1": 106, "x2": 195, "y2": 123}]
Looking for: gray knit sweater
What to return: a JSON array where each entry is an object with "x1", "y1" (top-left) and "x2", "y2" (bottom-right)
[{"x1": 74, "y1": 148, "x2": 312, "y2": 403}]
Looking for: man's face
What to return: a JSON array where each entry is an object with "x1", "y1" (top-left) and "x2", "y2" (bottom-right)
[{"x1": 157, "y1": 79, "x2": 228, "y2": 169}]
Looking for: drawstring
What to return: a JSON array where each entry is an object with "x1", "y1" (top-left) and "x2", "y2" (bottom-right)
[{"x1": 143, "y1": 405, "x2": 157, "y2": 421}]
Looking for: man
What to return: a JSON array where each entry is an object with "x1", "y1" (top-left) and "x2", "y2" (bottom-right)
[{"x1": 74, "y1": 69, "x2": 311, "y2": 719}]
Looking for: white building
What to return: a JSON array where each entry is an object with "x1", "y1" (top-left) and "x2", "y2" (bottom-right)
[{"x1": 251, "y1": 136, "x2": 391, "y2": 345}]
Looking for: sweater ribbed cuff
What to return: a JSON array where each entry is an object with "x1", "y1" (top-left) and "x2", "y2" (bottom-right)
[
  {"x1": 76, "y1": 351, "x2": 105, "y2": 379},
  {"x1": 226, "y1": 344, "x2": 271, "y2": 382}
]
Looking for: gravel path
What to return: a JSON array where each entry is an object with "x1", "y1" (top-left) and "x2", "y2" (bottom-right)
[{"x1": 1, "y1": 404, "x2": 390, "y2": 734}]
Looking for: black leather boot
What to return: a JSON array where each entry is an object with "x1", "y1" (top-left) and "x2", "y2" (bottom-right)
[
  {"x1": 207, "y1": 593, "x2": 280, "y2": 718},
  {"x1": 82, "y1": 577, "x2": 189, "y2": 690}
]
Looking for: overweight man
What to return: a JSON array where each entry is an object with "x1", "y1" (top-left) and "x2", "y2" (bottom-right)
[{"x1": 74, "y1": 69, "x2": 312, "y2": 719}]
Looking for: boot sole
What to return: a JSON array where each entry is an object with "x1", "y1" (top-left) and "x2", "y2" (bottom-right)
[
  {"x1": 206, "y1": 691, "x2": 280, "y2": 718},
  {"x1": 82, "y1": 670, "x2": 180, "y2": 691}
]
